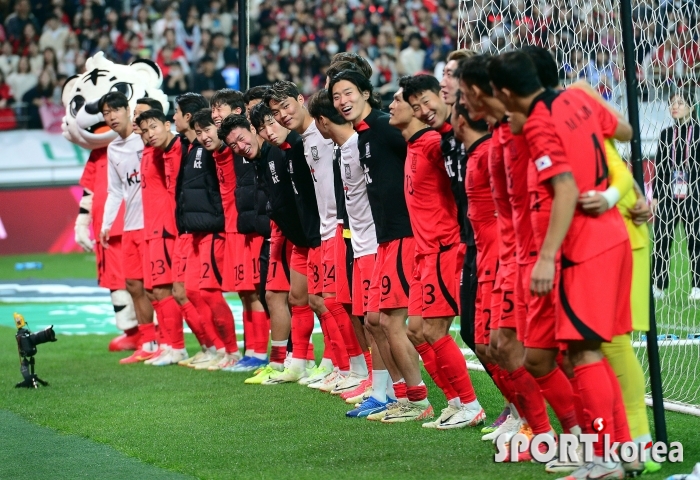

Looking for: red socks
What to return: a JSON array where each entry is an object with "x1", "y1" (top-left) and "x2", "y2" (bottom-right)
[
  {"x1": 151, "y1": 300, "x2": 167, "y2": 345},
  {"x1": 431, "y1": 335, "x2": 477, "y2": 404},
  {"x1": 406, "y1": 383, "x2": 428, "y2": 402},
  {"x1": 603, "y1": 358, "x2": 632, "y2": 443},
  {"x1": 181, "y1": 300, "x2": 208, "y2": 347},
  {"x1": 159, "y1": 296, "x2": 185, "y2": 349},
  {"x1": 535, "y1": 367, "x2": 579, "y2": 433},
  {"x1": 138, "y1": 322, "x2": 156, "y2": 345},
  {"x1": 187, "y1": 289, "x2": 222, "y2": 350},
  {"x1": 243, "y1": 310, "x2": 255, "y2": 354},
  {"x1": 320, "y1": 311, "x2": 350, "y2": 371},
  {"x1": 251, "y1": 310, "x2": 269, "y2": 355},
  {"x1": 291, "y1": 305, "x2": 314, "y2": 360},
  {"x1": 363, "y1": 350, "x2": 372, "y2": 372},
  {"x1": 486, "y1": 363, "x2": 516, "y2": 404},
  {"x1": 307, "y1": 342, "x2": 316, "y2": 361},
  {"x1": 510, "y1": 366, "x2": 551, "y2": 435},
  {"x1": 270, "y1": 344, "x2": 286, "y2": 364},
  {"x1": 393, "y1": 381, "x2": 407, "y2": 401},
  {"x1": 573, "y1": 360, "x2": 616, "y2": 457},
  {"x1": 200, "y1": 288, "x2": 238, "y2": 353},
  {"x1": 324, "y1": 297, "x2": 363, "y2": 357},
  {"x1": 416, "y1": 341, "x2": 458, "y2": 401}
]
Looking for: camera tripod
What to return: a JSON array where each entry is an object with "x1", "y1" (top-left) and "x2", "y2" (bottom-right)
[{"x1": 16, "y1": 355, "x2": 48, "y2": 389}]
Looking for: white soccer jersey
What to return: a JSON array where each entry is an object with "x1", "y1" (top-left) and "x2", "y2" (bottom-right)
[
  {"x1": 340, "y1": 132, "x2": 378, "y2": 257},
  {"x1": 102, "y1": 132, "x2": 145, "y2": 232},
  {"x1": 301, "y1": 120, "x2": 337, "y2": 241}
]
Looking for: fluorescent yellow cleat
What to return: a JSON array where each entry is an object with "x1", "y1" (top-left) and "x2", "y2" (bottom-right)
[{"x1": 244, "y1": 365, "x2": 283, "y2": 384}]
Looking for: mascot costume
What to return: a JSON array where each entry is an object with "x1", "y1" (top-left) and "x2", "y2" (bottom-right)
[{"x1": 61, "y1": 52, "x2": 169, "y2": 351}]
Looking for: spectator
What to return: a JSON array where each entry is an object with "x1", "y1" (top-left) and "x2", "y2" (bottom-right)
[
  {"x1": 155, "y1": 29, "x2": 189, "y2": 77},
  {"x1": 22, "y1": 68, "x2": 54, "y2": 129},
  {"x1": 6, "y1": 55, "x2": 37, "y2": 103},
  {"x1": 192, "y1": 56, "x2": 226, "y2": 100},
  {"x1": 0, "y1": 69, "x2": 17, "y2": 130},
  {"x1": 39, "y1": 14, "x2": 69, "y2": 59},
  {"x1": 182, "y1": 6, "x2": 202, "y2": 60},
  {"x1": 0, "y1": 41, "x2": 19, "y2": 77},
  {"x1": 4, "y1": 0, "x2": 40, "y2": 45},
  {"x1": 42, "y1": 47, "x2": 59, "y2": 76},
  {"x1": 651, "y1": 31, "x2": 682, "y2": 84},
  {"x1": 201, "y1": 0, "x2": 233, "y2": 36},
  {"x1": 60, "y1": 33, "x2": 80, "y2": 76},
  {"x1": 152, "y1": 3, "x2": 185, "y2": 50},
  {"x1": 398, "y1": 32, "x2": 426, "y2": 76},
  {"x1": 163, "y1": 61, "x2": 190, "y2": 96},
  {"x1": 424, "y1": 29, "x2": 450, "y2": 72}
]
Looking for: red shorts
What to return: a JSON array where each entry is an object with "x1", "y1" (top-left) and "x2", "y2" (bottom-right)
[
  {"x1": 122, "y1": 229, "x2": 145, "y2": 280},
  {"x1": 493, "y1": 261, "x2": 517, "y2": 329},
  {"x1": 96, "y1": 236, "x2": 125, "y2": 290},
  {"x1": 143, "y1": 237, "x2": 175, "y2": 289},
  {"x1": 367, "y1": 237, "x2": 415, "y2": 312},
  {"x1": 267, "y1": 228, "x2": 292, "y2": 292},
  {"x1": 408, "y1": 268, "x2": 422, "y2": 317},
  {"x1": 557, "y1": 241, "x2": 632, "y2": 343},
  {"x1": 333, "y1": 225, "x2": 352, "y2": 304},
  {"x1": 224, "y1": 232, "x2": 263, "y2": 293},
  {"x1": 308, "y1": 246, "x2": 323, "y2": 295},
  {"x1": 172, "y1": 234, "x2": 192, "y2": 284},
  {"x1": 411, "y1": 244, "x2": 464, "y2": 318},
  {"x1": 525, "y1": 261, "x2": 559, "y2": 350},
  {"x1": 291, "y1": 245, "x2": 309, "y2": 275},
  {"x1": 190, "y1": 232, "x2": 225, "y2": 290},
  {"x1": 475, "y1": 280, "x2": 495, "y2": 345},
  {"x1": 352, "y1": 253, "x2": 376, "y2": 316},
  {"x1": 515, "y1": 262, "x2": 534, "y2": 343},
  {"x1": 222, "y1": 232, "x2": 239, "y2": 292}
]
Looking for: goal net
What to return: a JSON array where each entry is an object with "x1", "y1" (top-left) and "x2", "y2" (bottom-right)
[{"x1": 456, "y1": 0, "x2": 700, "y2": 416}]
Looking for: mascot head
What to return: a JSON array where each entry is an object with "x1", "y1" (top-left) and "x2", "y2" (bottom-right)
[{"x1": 61, "y1": 52, "x2": 170, "y2": 150}]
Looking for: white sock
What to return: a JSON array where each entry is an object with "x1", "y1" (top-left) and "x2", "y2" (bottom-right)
[
  {"x1": 570, "y1": 425, "x2": 582, "y2": 436},
  {"x1": 251, "y1": 351, "x2": 267, "y2": 360},
  {"x1": 340, "y1": 370, "x2": 350, "y2": 376},
  {"x1": 509, "y1": 402, "x2": 520, "y2": 419},
  {"x1": 464, "y1": 399, "x2": 481, "y2": 411},
  {"x1": 173, "y1": 348, "x2": 187, "y2": 355},
  {"x1": 371, "y1": 370, "x2": 389, "y2": 402},
  {"x1": 207, "y1": 346, "x2": 217, "y2": 353},
  {"x1": 448, "y1": 397, "x2": 461, "y2": 408},
  {"x1": 320, "y1": 358, "x2": 334, "y2": 370},
  {"x1": 290, "y1": 358, "x2": 306, "y2": 372},
  {"x1": 349, "y1": 354, "x2": 368, "y2": 377},
  {"x1": 142, "y1": 341, "x2": 158, "y2": 353}
]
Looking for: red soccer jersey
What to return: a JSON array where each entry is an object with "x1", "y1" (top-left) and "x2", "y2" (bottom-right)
[
  {"x1": 404, "y1": 128, "x2": 460, "y2": 254},
  {"x1": 79, "y1": 147, "x2": 124, "y2": 237},
  {"x1": 213, "y1": 145, "x2": 238, "y2": 233},
  {"x1": 162, "y1": 136, "x2": 183, "y2": 199},
  {"x1": 489, "y1": 122, "x2": 517, "y2": 265},
  {"x1": 501, "y1": 129, "x2": 538, "y2": 264},
  {"x1": 524, "y1": 88, "x2": 628, "y2": 263},
  {"x1": 141, "y1": 144, "x2": 177, "y2": 239},
  {"x1": 465, "y1": 135, "x2": 499, "y2": 279}
]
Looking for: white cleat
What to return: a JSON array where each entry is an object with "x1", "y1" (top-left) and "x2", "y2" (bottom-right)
[
  {"x1": 318, "y1": 372, "x2": 345, "y2": 393},
  {"x1": 262, "y1": 367, "x2": 308, "y2": 384},
  {"x1": 482, "y1": 414, "x2": 522, "y2": 442},
  {"x1": 193, "y1": 351, "x2": 225, "y2": 370},
  {"x1": 422, "y1": 404, "x2": 461, "y2": 429},
  {"x1": 179, "y1": 349, "x2": 205, "y2": 367},
  {"x1": 299, "y1": 364, "x2": 333, "y2": 385},
  {"x1": 331, "y1": 373, "x2": 367, "y2": 395},
  {"x1": 209, "y1": 352, "x2": 242, "y2": 371},
  {"x1": 311, "y1": 370, "x2": 341, "y2": 391},
  {"x1": 545, "y1": 445, "x2": 585, "y2": 474},
  {"x1": 436, "y1": 404, "x2": 486, "y2": 430},
  {"x1": 144, "y1": 347, "x2": 168, "y2": 365}
]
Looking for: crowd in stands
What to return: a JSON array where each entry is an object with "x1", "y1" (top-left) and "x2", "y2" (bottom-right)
[{"x1": 0, "y1": 0, "x2": 697, "y2": 130}]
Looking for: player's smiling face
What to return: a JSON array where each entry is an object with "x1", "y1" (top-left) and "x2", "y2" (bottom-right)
[
  {"x1": 225, "y1": 126, "x2": 259, "y2": 158},
  {"x1": 268, "y1": 96, "x2": 305, "y2": 132},
  {"x1": 332, "y1": 80, "x2": 369, "y2": 125},
  {"x1": 212, "y1": 103, "x2": 238, "y2": 128},
  {"x1": 440, "y1": 60, "x2": 460, "y2": 105},
  {"x1": 257, "y1": 115, "x2": 288, "y2": 146},
  {"x1": 143, "y1": 118, "x2": 171, "y2": 149},
  {"x1": 388, "y1": 87, "x2": 414, "y2": 128},
  {"x1": 195, "y1": 123, "x2": 221, "y2": 151},
  {"x1": 408, "y1": 89, "x2": 448, "y2": 128}
]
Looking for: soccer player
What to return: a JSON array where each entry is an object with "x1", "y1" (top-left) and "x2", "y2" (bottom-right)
[
  {"x1": 175, "y1": 100, "x2": 241, "y2": 371},
  {"x1": 328, "y1": 70, "x2": 429, "y2": 422},
  {"x1": 243, "y1": 86, "x2": 269, "y2": 114},
  {"x1": 99, "y1": 91, "x2": 156, "y2": 364},
  {"x1": 488, "y1": 51, "x2": 634, "y2": 479},
  {"x1": 265, "y1": 81, "x2": 354, "y2": 390},
  {"x1": 210, "y1": 89, "x2": 270, "y2": 372}
]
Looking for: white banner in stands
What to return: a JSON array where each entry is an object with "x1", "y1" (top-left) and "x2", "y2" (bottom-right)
[{"x1": 0, "y1": 130, "x2": 90, "y2": 187}]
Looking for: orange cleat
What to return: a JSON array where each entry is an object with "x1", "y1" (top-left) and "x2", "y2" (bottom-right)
[{"x1": 119, "y1": 348, "x2": 157, "y2": 364}]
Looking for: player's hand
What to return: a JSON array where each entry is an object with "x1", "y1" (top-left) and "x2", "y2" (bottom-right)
[
  {"x1": 74, "y1": 213, "x2": 95, "y2": 252},
  {"x1": 99, "y1": 229, "x2": 110, "y2": 249},
  {"x1": 530, "y1": 256, "x2": 555, "y2": 297},
  {"x1": 650, "y1": 198, "x2": 658, "y2": 216},
  {"x1": 630, "y1": 197, "x2": 652, "y2": 225},
  {"x1": 578, "y1": 190, "x2": 608, "y2": 216}
]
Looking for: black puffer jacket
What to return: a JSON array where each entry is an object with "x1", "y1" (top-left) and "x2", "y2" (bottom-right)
[
  {"x1": 235, "y1": 149, "x2": 270, "y2": 237},
  {"x1": 175, "y1": 136, "x2": 224, "y2": 233}
]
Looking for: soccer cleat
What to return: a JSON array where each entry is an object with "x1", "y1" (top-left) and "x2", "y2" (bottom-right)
[
  {"x1": 642, "y1": 460, "x2": 661, "y2": 474},
  {"x1": 179, "y1": 350, "x2": 206, "y2": 367},
  {"x1": 299, "y1": 364, "x2": 332, "y2": 385},
  {"x1": 690, "y1": 287, "x2": 700, "y2": 301},
  {"x1": 193, "y1": 351, "x2": 225, "y2": 370},
  {"x1": 108, "y1": 332, "x2": 140, "y2": 352},
  {"x1": 422, "y1": 404, "x2": 461, "y2": 429},
  {"x1": 168, "y1": 349, "x2": 189, "y2": 364},
  {"x1": 622, "y1": 458, "x2": 645, "y2": 477},
  {"x1": 211, "y1": 352, "x2": 242, "y2": 371},
  {"x1": 318, "y1": 372, "x2": 345, "y2": 392},
  {"x1": 262, "y1": 367, "x2": 308, "y2": 384},
  {"x1": 331, "y1": 373, "x2": 369, "y2": 395},
  {"x1": 346, "y1": 386, "x2": 372, "y2": 405},
  {"x1": 546, "y1": 446, "x2": 584, "y2": 473},
  {"x1": 481, "y1": 406, "x2": 510, "y2": 433},
  {"x1": 245, "y1": 357, "x2": 269, "y2": 372},
  {"x1": 346, "y1": 396, "x2": 394, "y2": 418},
  {"x1": 188, "y1": 350, "x2": 216, "y2": 368},
  {"x1": 308, "y1": 370, "x2": 339, "y2": 390},
  {"x1": 482, "y1": 414, "x2": 521, "y2": 442},
  {"x1": 244, "y1": 364, "x2": 283, "y2": 384},
  {"x1": 341, "y1": 378, "x2": 372, "y2": 400},
  {"x1": 502, "y1": 425, "x2": 536, "y2": 462},
  {"x1": 381, "y1": 400, "x2": 434, "y2": 423},
  {"x1": 150, "y1": 351, "x2": 175, "y2": 366},
  {"x1": 436, "y1": 404, "x2": 486, "y2": 430},
  {"x1": 556, "y1": 462, "x2": 625, "y2": 480},
  {"x1": 367, "y1": 401, "x2": 400, "y2": 421},
  {"x1": 119, "y1": 348, "x2": 158, "y2": 364},
  {"x1": 652, "y1": 287, "x2": 665, "y2": 300},
  {"x1": 226, "y1": 356, "x2": 262, "y2": 372},
  {"x1": 144, "y1": 347, "x2": 166, "y2": 365}
]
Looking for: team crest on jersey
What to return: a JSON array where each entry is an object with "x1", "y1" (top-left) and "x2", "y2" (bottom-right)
[
  {"x1": 344, "y1": 164, "x2": 351, "y2": 179},
  {"x1": 365, "y1": 143, "x2": 371, "y2": 158},
  {"x1": 311, "y1": 146, "x2": 319, "y2": 162},
  {"x1": 194, "y1": 148, "x2": 203, "y2": 168},
  {"x1": 535, "y1": 155, "x2": 552, "y2": 171}
]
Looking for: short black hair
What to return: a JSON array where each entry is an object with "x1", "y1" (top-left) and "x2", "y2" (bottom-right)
[
  {"x1": 457, "y1": 55, "x2": 492, "y2": 96},
  {"x1": 176, "y1": 92, "x2": 209, "y2": 118},
  {"x1": 328, "y1": 69, "x2": 382, "y2": 109},
  {"x1": 218, "y1": 114, "x2": 252, "y2": 142},
  {"x1": 136, "y1": 108, "x2": 168, "y2": 126},
  {"x1": 263, "y1": 81, "x2": 301, "y2": 106},
  {"x1": 249, "y1": 102, "x2": 274, "y2": 131},
  {"x1": 136, "y1": 97, "x2": 164, "y2": 112},
  {"x1": 487, "y1": 51, "x2": 542, "y2": 97},
  {"x1": 400, "y1": 74, "x2": 440, "y2": 102},
  {"x1": 99, "y1": 91, "x2": 129, "y2": 111},
  {"x1": 521, "y1": 46, "x2": 559, "y2": 89},
  {"x1": 210, "y1": 88, "x2": 245, "y2": 113},
  {"x1": 308, "y1": 89, "x2": 346, "y2": 125},
  {"x1": 328, "y1": 52, "x2": 373, "y2": 80},
  {"x1": 454, "y1": 93, "x2": 489, "y2": 132},
  {"x1": 190, "y1": 108, "x2": 215, "y2": 130},
  {"x1": 243, "y1": 85, "x2": 270, "y2": 105}
]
